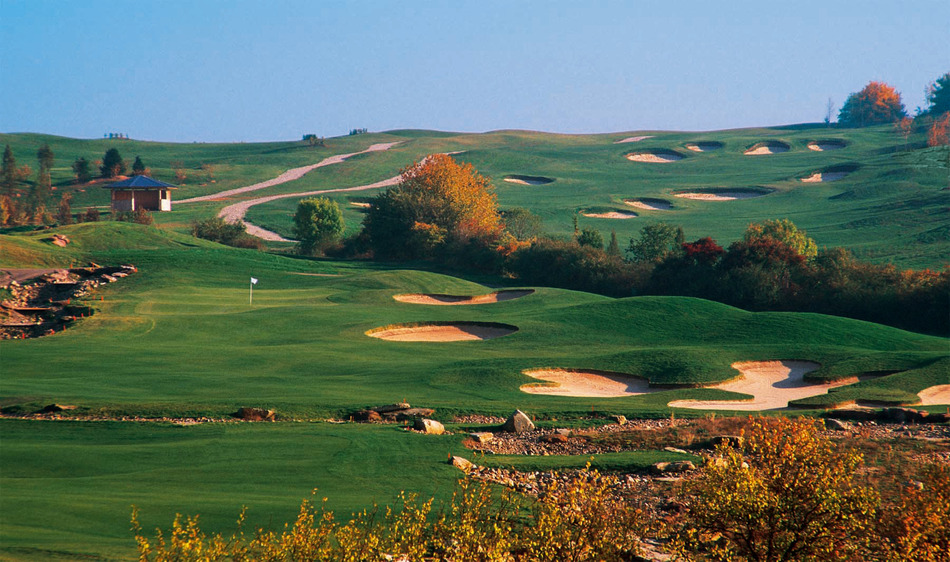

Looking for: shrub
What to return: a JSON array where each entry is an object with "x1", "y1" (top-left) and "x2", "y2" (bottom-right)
[
  {"x1": 293, "y1": 197, "x2": 345, "y2": 256},
  {"x1": 192, "y1": 216, "x2": 263, "y2": 250}
]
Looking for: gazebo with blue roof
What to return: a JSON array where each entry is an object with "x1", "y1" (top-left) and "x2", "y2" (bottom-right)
[{"x1": 104, "y1": 175, "x2": 178, "y2": 212}]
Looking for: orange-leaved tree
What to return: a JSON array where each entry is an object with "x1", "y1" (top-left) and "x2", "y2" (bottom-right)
[
  {"x1": 362, "y1": 154, "x2": 502, "y2": 260},
  {"x1": 838, "y1": 81, "x2": 907, "y2": 127}
]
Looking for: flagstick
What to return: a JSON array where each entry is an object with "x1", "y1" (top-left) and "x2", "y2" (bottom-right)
[{"x1": 249, "y1": 279, "x2": 253, "y2": 305}]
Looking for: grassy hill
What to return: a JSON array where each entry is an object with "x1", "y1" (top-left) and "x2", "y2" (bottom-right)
[{"x1": 2, "y1": 125, "x2": 948, "y2": 268}]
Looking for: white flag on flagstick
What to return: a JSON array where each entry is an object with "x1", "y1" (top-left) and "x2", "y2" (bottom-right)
[{"x1": 251, "y1": 277, "x2": 258, "y2": 284}]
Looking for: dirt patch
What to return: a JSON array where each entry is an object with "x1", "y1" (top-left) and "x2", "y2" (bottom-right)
[
  {"x1": 918, "y1": 385, "x2": 950, "y2": 405},
  {"x1": 581, "y1": 210, "x2": 638, "y2": 219},
  {"x1": 744, "y1": 141, "x2": 790, "y2": 155},
  {"x1": 614, "y1": 135, "x2": 654, "y2": 144},
  {"x1": 393, "y1": 290, "x2": 533, "y2": 305},
  {"x1": 503, "y1": 175, "x2": 555, "y2": 186},
  {"x1": 666, "y1": 360, "x2": 863, "y2": 411},
  {"x1": 808, "y1": 140, "x2": 847, "y2": 151},
  {"x1": 520, "y1": 369, "x2": 658, "y2": 397},
  {"x1": 674, "y1": 188, "x2": 773, "y2": 201},
  {"x1": 685, "y1": 142, "x2": 723, "y2": 152},
  {"x1": 624, "y1": 198, "x2": 672, "y2": 211},
  {"x1": 626, "y1": 150, "x2": 684, "y2": 163},
  {"x1": 366, "y1": 322, "x2": 518, "y2": 342}
]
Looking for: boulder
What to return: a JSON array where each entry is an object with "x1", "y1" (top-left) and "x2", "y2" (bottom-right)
[
  {"x1": 412, "y1": 418, "x2": 445, "y2": 435},
  {"x1": 233, "y1": 407, "x2": 275, "y2": 421},
  {"x1": 41, "y1": 403, "x2": 76, "y2": 413},
  {"x1": 663, "y1": 446, "x2": 690, "y2": 455},
  {"x1": 651, "y1": 460, "x2": 696, "y2": 474},
  {"x1": 611, "y1": 415, "x2": 627, "y2": 426},
  {"x1": 710, "y1": 435, "x2": 743, "y2": 448},
  {"x1": 448, "y1": 455, "x2": 474, "y2": 472},
  {"x1": 469, "y1": 432, "x2": 494, "y2": 444},
  {"x1": 390, "y1": 408, "x2": 435, "y2": 421},
  {"x1": 373, "y1": 403, "x2": 412, "y2": 414},
  {"x1": 501, "y1": 410, "x2": 535, "y2": 433},
  {"x1": 353, "y1": 409, "x2": 382, "y2": 422},
  {"x1": 539, "y1": 433, "x2": 568, "y2": 444}
]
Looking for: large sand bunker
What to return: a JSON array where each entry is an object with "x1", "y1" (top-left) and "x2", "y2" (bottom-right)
[
  {"x1": 624, "y1": 198, "x2": 672, "y2": 211},
  {"x1": 685, "y1": 141, "x2": 724, "y2": 152},
  {"x1": 614, "y1": 135, "x2": 654, "y2": 144},
  {"x1": 744, "y1": 141, "x2": 790, "y2": 155},
  {"x1": 667, "y1": 360, "x2": 856, "y2": 411},
  {"x1": 800, "y1": 164, "x2": 858, "y2": 183},
  {"x1": 520, "y1": 369, "x2": 657, "y2": 398},
  {"x1": 917, "y1": 384, "x2": 950, "y2": 405},
  {"x1": 393, "y1": 290, "x2": 533, "y2": 305},
  {"x1": 503, "y1": 175, "x2": 555, "y2": 186},
  {"x1": 674, "y1": 188, "x2": 773, "y2": 201},
  {"x1": 626, "y1": 150, "x2": 684, "y2": 163},
  {"x1": 808, "y1": 140, "x2": 847, "y2": 151},
  {"x1": 366, "y1": 322, "x2": 518, "y2": 342},
  {"x1": 581, "y1": 210, "x2": 638, "y2": 219}
]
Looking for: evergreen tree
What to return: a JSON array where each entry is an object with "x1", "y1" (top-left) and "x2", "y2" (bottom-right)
[
  {"x1": 37, "y1": 144, "x2": 54, "y2": 172},
  {"x1": 924, "y1": 72, "x2": 950, "y2": 117},
  {"x1": 606, "y1": 230, "x2": 621, "y2": 257},
  {"x1": 577, "y1": 227, "x2": 604, "y2": 249},
  {"x1": 72, "y1": 157, "x2": 92, "y2": 183},
  {"x1": 294, "y1": 197, "x2": 345, "y2": 255},
  {"x1": 132, "y1": 156, "x2": 146, "y2": 175},
  {"x1": 1, "y1": 145, "x2": 17, "y2": 193},
  {"x1": 100, "y1": 148, "x2": 125, "y2": 178},
  {"x1": 56, "y1": 193, "x2": 73, "y2": 225}
]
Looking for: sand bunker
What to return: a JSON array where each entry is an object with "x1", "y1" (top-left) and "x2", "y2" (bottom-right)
[
  {"x1": 503, "y1": 175, "x2": 555, "y2": 186},
  {"x1": 614, "y1": 135, "x2": 654, "y2": 144},
  {"x1": 685, "y1": 142, "x2": 724, "y2": 152},
  {"x1": 624, "y1": 198, "x2": 672, "y2": 211},
  {"x1": 581, "y1": 210, "x2": 638, "y2": 219},
  {"x1": 800, "y1": 165, "x2": 857, "y2": 183},
  {"x1": 350, "y1": 201, "x2": 372, "y2": 208},
  {"x1": 366, "y1": 322, "x2": 517, "y2": 342},
  {"x1": 808, "y1": 140, "x2": 847, "y2": 151},
  {"x1": 917, "y1": 385, "x2": 950, "y2": 405},
  {"x1": 393, "y1": 290, "x2": 533, "y2": 305},
  {"x1": 666, "y1": 360, "x2": 860, "y2": 411},
  {"x1": 744, "y1": 142, "x2": 790, "y2": 155},
  {"x1": 520, "y1": 369, "x2": 657, "y2": 398},
  {"x1": 626, "y1": 150, "x2": 684, "y2": 163},
  {"x1": 674, "y1": 188, "x2": 772, "y2": 201}
]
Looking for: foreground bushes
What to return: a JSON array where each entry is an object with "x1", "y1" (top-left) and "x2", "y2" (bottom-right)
[{"x1": 133, "y1": 418, "x2": 949, "y2": 561}]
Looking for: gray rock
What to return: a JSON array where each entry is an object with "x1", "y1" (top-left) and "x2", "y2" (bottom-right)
[
  {"x1": 651, "y1": 460, "x2": 696, "y2": 474},
  {"x1": 413, "y1": 418, "x2": 444, "y2": 435},
  {"x1": 373, "y1": 403, "x2": 412, "y2": 414},
  {"x1": 469, "y1": 432, "x2": 493, "y2": 444},
  {"x1": 502, "y1": 409, "x2": 535, "y2": 433},
  {"x1": 824, "y1": 418, "x2": 851, "y2": 431},
  {"x1": 390, "y1": 408, "x2": 435, "y2": 421},
  {"x1": 663, "y1": 446, "x2": 690, "y2": 455}
]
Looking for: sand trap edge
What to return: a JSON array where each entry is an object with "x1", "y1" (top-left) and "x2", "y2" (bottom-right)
[
  {"x1": 520, "y1": 368, "x2": 658, "y2": 397},
  {"x1": 503, "y1": 175, "x2": 555, "y2": 185},
  {"x1": 624, "y1": 198, "x2": 673, "y2": 211},
  {"x1": 366, "y1": 321, "x2": 519, "y2": 342},
  {"x1": 673, "y1": 187, "x2": 775, "y2": 201},
  {"x1": 744, "y1": 141, "x2": 791, "y2": 155},
  {"x1": 625, "y1": 150, "x2": 685, "y2": 163},
  {"x1": 393, "y1": 290, "x2": 534, "y2": 305}
]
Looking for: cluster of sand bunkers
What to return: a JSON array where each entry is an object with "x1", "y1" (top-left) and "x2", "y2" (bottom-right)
[{"x1": 365, "y1": 290, "x2": 950, "y2": 410}]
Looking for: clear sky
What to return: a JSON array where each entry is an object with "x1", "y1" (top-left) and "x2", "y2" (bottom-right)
[{"x1": 1, "y1": 0, "x2": 947, "y2": 142}]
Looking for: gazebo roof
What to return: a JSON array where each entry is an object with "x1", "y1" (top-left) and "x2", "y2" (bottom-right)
[{"x1": 103, "y1": 175, "x2": 178, "y2": 190}]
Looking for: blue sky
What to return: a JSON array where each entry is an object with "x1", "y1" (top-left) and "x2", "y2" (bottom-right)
[{"x1": 1, "y1": 0, "x2": 947, "y2": 142}]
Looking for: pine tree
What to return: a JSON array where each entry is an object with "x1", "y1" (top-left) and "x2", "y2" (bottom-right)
[
  {"x1": 1, "y1": 145, "x2": 17, "y2": 194},
  {"x1": 72, "y1": 157, "x2": 92, "y2": 183},
  {"x1": 37, "y1": 144, "x2": 54, "y2": 172},
  {"x1": 132, "y1": 156, "x2": 146, "y2": 176},
  {"x1": 100, "y1": 148, "x2": 125, "y2": 178},
  {"x1": 607, "y1": 230, "x2": 621, "y2": 257}
]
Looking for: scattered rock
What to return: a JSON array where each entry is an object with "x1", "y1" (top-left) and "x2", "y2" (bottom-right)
[
  {"x1": 391, "y1": 408, "x2": 435, "y2": 421},
  {"x1": 828, "y1": 409, "x2": 878, "y2": 422},
  {"x1": 502, "y1": 409, "x2": 535, "y2": 433},
  {"x1": 554, "y1": 428, "x2": 571, "y2": 436},
  {"x1": 651, "y1": 460, "x2": 696, "y2": 474},
  {"x1": 882, "y1": 408, "x2": 924, "y2": 423},
  {"x1": 373, "y1": 403, "x2": 412, "y2": 414},
  {"x1": 824, "y1": 418, "x2": 852, "y2": 431},
  {"x1": 663, "y1": 446, "x2": 690, "y2": 455},
  {"x1": 412, "y1": 418, "x2": 445, "y2": 435},
  {"x1": 449, "y1": 455, "x2": 474, "y2": 472},
  {"x1": 233, "y1": 407, "x2": 275, "y2": 421},
  {"x1": 539, "y1": 433, "x2": 569, "y2": 444}
]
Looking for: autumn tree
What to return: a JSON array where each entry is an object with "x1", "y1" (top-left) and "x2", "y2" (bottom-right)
[
  {"x1": 673, "y1": 417, "x2": 879, "y2": 561},
  {"x1": 100, "y1": 148, "x2": 125, "y2": 178},
  {"x1": 742, "y1": 218, "x2": 817, "y2": 259},
  {"x1": 294, "y1": 197, "x2": 345, "y2": 255},
  {"x1": 362, "y1": 154, "x2": 502, "y2": 260},
  {"x1": 838, "y1": 81, "x2": 907, "y2": 127},
  {"x1": 927, "y1": 112, "x2": 949, "y2": 147},
  {"x1": 56, "y1": 193, "x2": 73, "y2": 225},
  {"x1": 72, "y1": 157, "x2": 92, "y2": 183}
]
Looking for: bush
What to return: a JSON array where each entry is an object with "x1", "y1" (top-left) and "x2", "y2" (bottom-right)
[
  {"x1": 192, "y1": 216, "x2": 263, "y2": 250},
  {"x1": 293, "y1": 197, "x2": 345, "y2": 256},
  {"x1": 838, "y1": 82, "x2": 907, "y2": 127}
]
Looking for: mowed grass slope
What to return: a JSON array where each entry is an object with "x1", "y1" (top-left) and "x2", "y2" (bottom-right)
[{"x1": 2, "y1": 223, "x2": 946, "y2": 418}]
